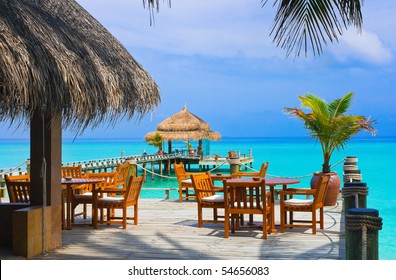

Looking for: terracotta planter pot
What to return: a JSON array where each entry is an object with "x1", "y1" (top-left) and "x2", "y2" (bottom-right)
[{"x1": 310, "y1": 172, "x2": 340, "y2": 206}]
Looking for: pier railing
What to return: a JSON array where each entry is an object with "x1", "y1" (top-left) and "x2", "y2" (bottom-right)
[{"x1": 0, "y1": 150, "x2": 254, "y2": 199}]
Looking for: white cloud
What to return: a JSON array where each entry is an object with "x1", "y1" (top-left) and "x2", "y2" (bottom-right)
[
  {"x1": 330, "y1": 29, "x2": 393, "y2": 64},
  {"x1": 77, "y1": 0, "x2": 282, "y2": 58}
]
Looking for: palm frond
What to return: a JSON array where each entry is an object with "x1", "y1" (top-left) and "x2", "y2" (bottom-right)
[
  {"x1": 328, "y1": 91, "x2": 353, "y2": 116},
  {"x1": 299, "y1": 94, "x2": 329, "y2": 121},
  {"x1": 142, "y1": 0, "x2": 171, "y2": 25},
  {"x1": 264, "y1": 0, "x2": 363, "y2": 57}
]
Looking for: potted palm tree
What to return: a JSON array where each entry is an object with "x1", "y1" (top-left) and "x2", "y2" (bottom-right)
[
  {"x1": 147, "y1": 133, "x2": 164, "y2": 155},
  {"x1": 284, "y1": 92, "x2": 376, "y2": 206}
]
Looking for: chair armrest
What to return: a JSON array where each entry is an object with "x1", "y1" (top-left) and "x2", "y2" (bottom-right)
[
  {"x1": 232, "y1": 172, "x2": 260, "y2": 178},
  {"x1": 95, "y1": 188, "x2": 124, "y2": 195},
  {"x1": 185, "y1": 172, "x2": 206, "y2": 176},
  {"x1": 213, "y1": 186, "x2": 224, "y2": 193},
  {"x1": 279, "y1": 189, "x2": 316, "y2": 196}
]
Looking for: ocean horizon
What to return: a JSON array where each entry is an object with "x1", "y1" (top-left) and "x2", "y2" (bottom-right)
[{"x1": 1, "y1": 136, "x2": 395, "y2": 259}]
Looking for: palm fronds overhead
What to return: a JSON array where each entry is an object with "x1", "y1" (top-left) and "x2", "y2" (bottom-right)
[{"x1": 263, "y1": 0, "x2": 363, "y2": 57}]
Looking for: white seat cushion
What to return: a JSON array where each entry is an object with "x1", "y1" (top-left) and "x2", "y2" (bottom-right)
[
  {"x1": 99, "y1": 197, "x2": 124, "y2": 203},
  {"x1": 285, "y1": 198, "x2": 313, "y2": 205},
  {"x1": 202, "y1": 194, "x2": 224, "y2": 202},
  {"x1": 182, "y1": 179, "x2": 192, "y2": 184}
]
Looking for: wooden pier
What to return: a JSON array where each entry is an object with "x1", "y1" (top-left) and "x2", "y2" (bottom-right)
[
  {"x1": 0, "y1": 150, "x2": 254, "y2": 183},
  {"x1": 0, "y1": 198, "x2": 345, "y2": 260}
]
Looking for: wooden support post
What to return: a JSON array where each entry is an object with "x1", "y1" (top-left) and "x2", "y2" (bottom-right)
[
  {"x1": 229, "y1": 158, "x2": 240, "y2": 174},
  {"x1": 143, "y1": 163, "x2": 147, "y2": 179},
  {"x1": 342, "y1": 182, "x2": 368, "y2": 215},
  {"x1": 159, "y1": 161, "x2": 163, "y2": 177},
  {"x1": 151, "y1": 163, "x2": 154, "y2": 180},
  {"x1": 345, "y1": 208, "x2": 382, "y2": 260}
]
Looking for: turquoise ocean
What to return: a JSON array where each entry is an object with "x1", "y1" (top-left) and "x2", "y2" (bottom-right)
[{"x1": 1, "y1": 137, "x2": 395, "y2": 260}]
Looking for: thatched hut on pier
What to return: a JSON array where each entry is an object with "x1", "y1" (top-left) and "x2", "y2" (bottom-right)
[
  {"x1": 144, "y1": 106, "x2": 221, "y2": 156},
  {"x1": 0, "y1": 0, "x2": 159, "y2": 257}
]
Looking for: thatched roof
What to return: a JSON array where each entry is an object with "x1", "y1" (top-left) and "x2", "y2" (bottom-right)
[
  {"x1": 144, "y1": 106, "x2": 221, "y2": 141},
  {"x1": 0, "y1": 0, "x2": 160, "y2": 131}
]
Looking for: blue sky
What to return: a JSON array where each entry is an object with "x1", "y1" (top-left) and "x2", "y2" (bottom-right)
[{"x1": 1, "y1": 0, "x2": 395, "y2": 139}]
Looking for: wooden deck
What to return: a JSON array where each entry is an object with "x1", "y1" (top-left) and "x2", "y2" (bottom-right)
[{"x1": 4, "y1": 198, "x2": 344, "y2": 260}]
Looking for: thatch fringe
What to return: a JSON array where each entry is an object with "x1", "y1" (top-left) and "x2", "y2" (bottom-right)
[{"x1": 0, "y1": 0, "x2": 160, "y2": 132}]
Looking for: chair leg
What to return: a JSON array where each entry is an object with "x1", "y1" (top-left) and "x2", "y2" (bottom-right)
[
  {"x1": 213, "y1": 208, "x2": 218, "y2": 221},
  {"x1": 224, "y1": 210, "x2": 229, "y2": 238},
  {"x1": 231, "y1": 214, "x2": 236, "y2": 233},
  {"x1": 197, "y1": 206, "x2": 203, "y2": 227},
  {"x1": 280, "y1": 208, "x2": 285, "y2": 233},
  {"x1": 122, "y1": 206, "x2": 127, "y2": 229},
  {"x1": 312, "y1": 209, "x2": 317, "y2": 234},
  {"x1": 83, "y1": 203, "x2": 87, "y2": 219},
  {"x1": 320, "y1": 207, "x2": 324, "y2": 229},
  {"x1": 179, "y1": 187, "x2": 183, "y2": 203},
  {"x1": 268, "y1": 211, "x2": 272, "y2": 234},
  {"x1": 134, "y1": 205, "x2": 138, "y2": 225},
  {"x1": 71, "y1": 204, "x2": 76, "y2": 223},
  {"x1": 106, "y1": 208, "x2": 111, "y2": 225},
  {"x1": 248, "y1": 214, "x2": 253, "y2": 225},
  {"x1": 262, "y1": 213, "x2": 267, "y2": 239}
]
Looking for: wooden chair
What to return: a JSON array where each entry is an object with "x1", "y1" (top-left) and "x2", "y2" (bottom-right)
[
  {"x1": 174, "y1": 162, "x2": 203, "y2": 202},
  {"x1": 61, "y1": 165, "x2": 91, "y2": 221},
  {"x1": 72, "y1": 171, "x2": 115, "y2": 222},
  {"x1": 77, "y1": 163, "x2": 130, "y2": 222},
  {"x1": 223, "y1": 178, "x2": 272, "y2": 239},
  {"x1": 94, "y1": 175, "x2": 145, "y2": 229},
  {"x1": 113, "y1": 162, "x2": 131, "y2": 189},
  {"x1": 61, "y1": 165, "x2": 85, "y2": 178},
  {"x1": 190, "y1": 172, "x2": 225, "y2": 228},
  {"x1": 4, "y1": 174, "x2": 30, "y2": 203},
  {"x1": 279, "y1": 174, "x2": 330, "y2": 234},
  {"x1": 232, "y1": 162, "x2": 269, "y2": 178}
]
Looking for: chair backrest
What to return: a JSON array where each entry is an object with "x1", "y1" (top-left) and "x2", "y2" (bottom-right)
[
  {"x1": 4, "y1": 173, "x2": 30, "y2": 182},
  {"x1": 223, "y1": 179, "x2": 267, "y2": 212},
  {"x1": 190, "y1": 172, "x2": 216, "y2": 203},
  {"x1": 87, "y1": 171, "x2": 116, "y2": 189},
  {"x1": 313, "y1": 175, "x2": 331, "y2": 207},
  {"x1": 5, "y1": 175, "x2": 30, "y2": 203},
  {"x1": 258, "y1": 162, "x2": 269, "y2": 178},
  {"x1": 62, "y1": 165, "x2": 83, "y2": 178},
  {"x1": 124, "y1": 175, "x2": 145, "y2": 204},
  {"x1": 173, "y1": 162, "x2": 188, "y2": 181},
  {"x1": 114, "y1": 162, "x2": 131, "y2": 188},
  {"x1": 231, "y1": 162, "x2": 269, "y2": 178}
]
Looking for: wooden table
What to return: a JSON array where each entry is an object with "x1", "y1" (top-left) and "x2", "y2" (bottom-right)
[
  {"x1": 225, "y1": 177, "x2": 300, "y2": 232},
  {"x1": 61, "y1": 178, "x2": 103, "y2": 230},
  {"x1": 210, "y1": 174, "x2": 232, "y2": 192}
]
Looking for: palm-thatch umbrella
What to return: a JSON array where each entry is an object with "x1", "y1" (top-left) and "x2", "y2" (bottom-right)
[
  {"x1": 145, "y1": 106, "x2": 221, "y2": 155},
  {"x1": 0, "y1": 0, "x2": 159, "y2": 255}
]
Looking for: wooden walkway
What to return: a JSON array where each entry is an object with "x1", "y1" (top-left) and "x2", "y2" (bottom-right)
[{"x1": 12, "y1": 198, "x2": 345, "y2": 260}]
